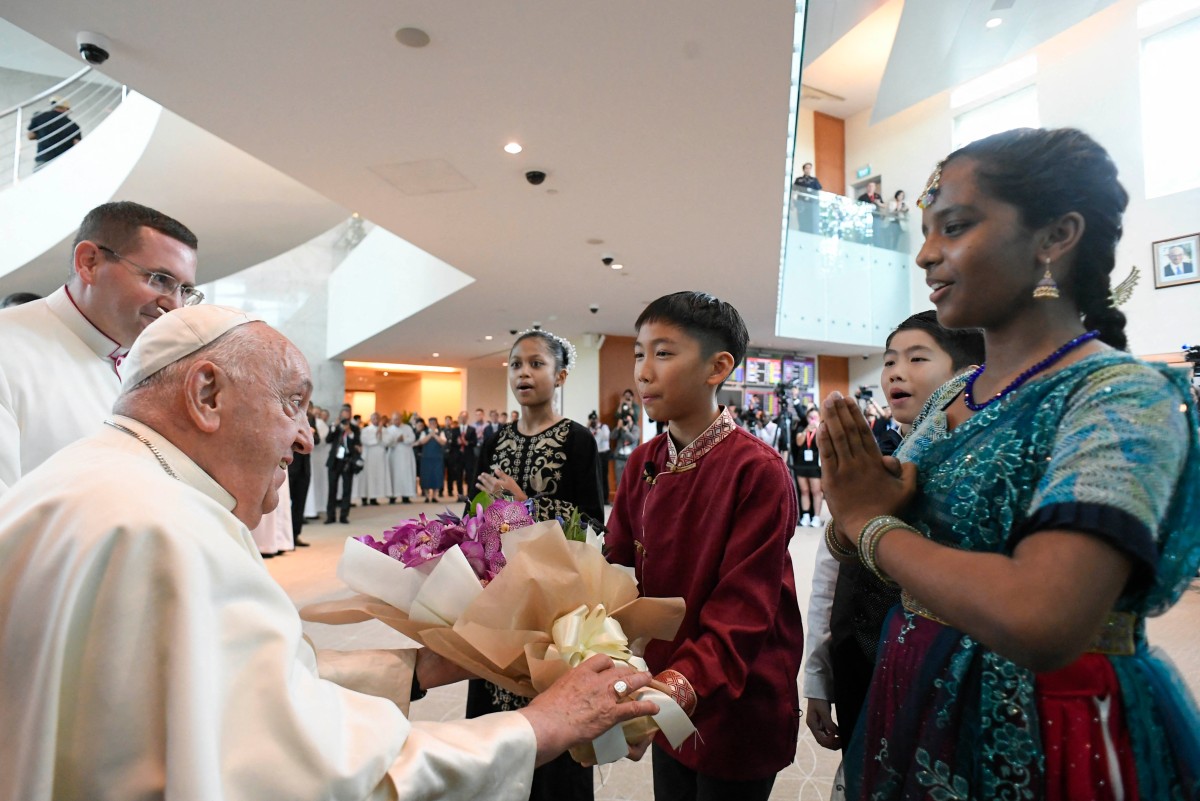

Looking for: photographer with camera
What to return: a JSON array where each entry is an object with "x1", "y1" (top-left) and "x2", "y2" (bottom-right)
[
  {"x1": 614, "y1": 388, "x2": 640, "y2": 430},
  {"x1": 854, "y1": 387, "x2": 898, "y2": 448},
  {"x1": 324, "y1": 404, "x2": 361, "y2": 524},
  {"x1": 612, "y1": 411, "x2": 640, "y2": 489}
]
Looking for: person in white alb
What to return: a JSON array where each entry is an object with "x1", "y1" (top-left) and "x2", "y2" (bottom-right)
[
  {"x1": 307, "y1": 405, "x2": 331, "y2": 516},
  {"x1": 0, "y1": 201, "x2": 199, "y2": 496},
  {"x1": 0, "y1": 304, "x2": 658, "y2": 801},
  {"x1": 359, "y1": 412, "x2": 390, "y2": 505},
  {"x1": 385, "y1": 411, "x2": 417, "y2": 503}
]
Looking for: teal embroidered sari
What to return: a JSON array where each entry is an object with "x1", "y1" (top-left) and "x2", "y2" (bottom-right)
[{"x1": 846, "y1": 351, "x2": 1200, "y2": 800}]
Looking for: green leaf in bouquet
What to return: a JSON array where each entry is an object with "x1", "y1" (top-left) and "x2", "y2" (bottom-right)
[
  {"x1": 561, "y1": 507, "x2": 587, "y2": 542},
  {"x1": 469, "y1": 491, "x2": 495, "y2": 515}
]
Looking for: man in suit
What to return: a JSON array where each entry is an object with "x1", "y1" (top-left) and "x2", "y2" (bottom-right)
[
  {"x1": 1162, "y1": 245, "x2": 1195, "y2": 279},
  {"x1": 325, "y1": 404, "x2": 361, "y2": 524}
]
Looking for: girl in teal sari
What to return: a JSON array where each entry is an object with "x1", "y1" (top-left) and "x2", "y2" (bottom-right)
[{"x1": 818, "y1": 128, "x2": 1200, "y2": 800}]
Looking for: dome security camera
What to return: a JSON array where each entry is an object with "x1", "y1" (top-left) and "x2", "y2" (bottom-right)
[
  {"x1": 508, "y1": 328, "x2": 519, "y2": 336},
  {"x1": 525, "y1": 170, "x2": 547, "y2": 186},
  {"x1": 589, "y1": 304, "x2": 599, "y2": 314},
  {"x1": 77, "y1": 31, "x2": 111, "y2": 65}
]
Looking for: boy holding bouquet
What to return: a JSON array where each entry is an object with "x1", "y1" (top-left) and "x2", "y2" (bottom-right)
[{"x1": 606, "y1": 292, "x2": 803, "y2": 800}]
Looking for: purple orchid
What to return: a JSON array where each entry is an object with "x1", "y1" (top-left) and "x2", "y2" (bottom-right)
[{"x1": 358, "y1": 500, "x2": 533, "y2": 585}]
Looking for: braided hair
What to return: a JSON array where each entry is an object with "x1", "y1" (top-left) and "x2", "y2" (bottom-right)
[{"x1": 946, "y1": 128, "x2": 1130, "y2": 350}]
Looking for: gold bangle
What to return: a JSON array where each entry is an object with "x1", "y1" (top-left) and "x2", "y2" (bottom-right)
[
  {"x1": 824, "y1": 518, "x2": 857, "y2": 563},
  {"x1": 858, "y1": 515, "x2": 917, "y2": 587}
]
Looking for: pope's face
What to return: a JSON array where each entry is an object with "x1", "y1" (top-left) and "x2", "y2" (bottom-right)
[{"x1": 224, "y1": 331, "x2": 314, "y2": 529}]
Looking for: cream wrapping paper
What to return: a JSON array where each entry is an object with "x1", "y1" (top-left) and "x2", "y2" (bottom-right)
[{"x1": 300, "y1": 522, "x2": 690, "y2": 763}]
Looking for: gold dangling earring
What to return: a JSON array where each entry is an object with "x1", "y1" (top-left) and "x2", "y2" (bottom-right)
[{"x1": 1033, "y1": 257, "x2": 1060, "y2": 300}]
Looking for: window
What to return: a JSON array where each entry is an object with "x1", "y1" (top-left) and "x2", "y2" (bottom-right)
[
  {"x1": 1140, "y1": 13, "x2": 1200, "y2": 198},
  {"x1": 951, "y1": 86, "x2": 1039, "y2": 150}
]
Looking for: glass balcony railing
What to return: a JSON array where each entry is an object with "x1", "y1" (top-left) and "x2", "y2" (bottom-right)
[
  {"x1": 777, "y1": 188, "x2": 915, "y2": 348},
  {"x1": 0, "y1": 67, "x2": 127, "y2": 191},
  {"x1": 788, "y1": 188, "x2": 912, "y2": 253}
]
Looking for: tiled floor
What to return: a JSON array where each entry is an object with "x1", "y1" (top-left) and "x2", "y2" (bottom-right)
[{"x1": 270, "y1": 500, "x2": 1200, "y2": 801}]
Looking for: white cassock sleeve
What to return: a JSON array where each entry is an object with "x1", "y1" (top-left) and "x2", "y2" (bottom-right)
[{"x1": 0, "y1": 434, "x2": 536, "y2": 801}]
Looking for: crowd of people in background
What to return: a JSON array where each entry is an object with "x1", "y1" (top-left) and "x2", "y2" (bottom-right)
[{"x1": 304, "y1": 404, "x2": 523, "y2": 523}]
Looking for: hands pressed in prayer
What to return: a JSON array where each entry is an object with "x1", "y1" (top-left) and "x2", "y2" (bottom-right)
[
  {"x1": 816, "y1": 392, "x2": 916, "y2": 546},
  {"x1": 476, "y1": 468, "x2": 526, "y2": 501}
]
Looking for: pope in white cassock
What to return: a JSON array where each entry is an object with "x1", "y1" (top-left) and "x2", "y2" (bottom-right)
[
  {"x1": 359, "y1": 412, "x2": 391, "y2": 503},
  {"x1": 0, "y1": 304, "x2": 657, "y2": 801},
  {"x1": 0, "y1": 201, "x2": 199, "y2": 496},
  {"x1": 386, "y1": 411, "x2": 418, "y2": 502}
]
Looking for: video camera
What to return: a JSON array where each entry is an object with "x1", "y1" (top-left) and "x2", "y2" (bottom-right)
[{"x1": 1185, "y1": 344, "x2": 1200, "y2": 377}]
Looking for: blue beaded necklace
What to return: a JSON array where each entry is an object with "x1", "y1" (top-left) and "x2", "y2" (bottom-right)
[{"x1": 964, "y1": 330, "x2": 1101, "y2": 412}]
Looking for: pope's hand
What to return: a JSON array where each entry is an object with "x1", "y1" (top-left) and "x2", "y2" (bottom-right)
[{"x1": 518, "y1": 655, "x2": 658, "y2": 767}]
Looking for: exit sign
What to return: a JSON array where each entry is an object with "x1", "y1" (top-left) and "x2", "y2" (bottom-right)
[{"x1": 856, "y1": 165, "x2": 872, "y2": 179}]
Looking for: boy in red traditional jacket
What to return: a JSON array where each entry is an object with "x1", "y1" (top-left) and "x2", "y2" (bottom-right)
[{"x1": 606, "y1": 291, "x2": 803, "y2": 800}]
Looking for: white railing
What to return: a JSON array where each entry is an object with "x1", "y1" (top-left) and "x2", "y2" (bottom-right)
[{"x1": 0, "y1": 67, "x2": 127, "y2": 190}]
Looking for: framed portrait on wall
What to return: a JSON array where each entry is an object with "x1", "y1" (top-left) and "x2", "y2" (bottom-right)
[{"x1": 1153, "y1": 233, "x2": 1200, "y2": 289}]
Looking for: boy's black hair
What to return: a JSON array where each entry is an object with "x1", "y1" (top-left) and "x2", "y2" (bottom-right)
[
  {"x1": 885, "y1": 310, "x2": 985, "y2": 372},
  {"x1": 635, "y1": 292, "x2": 749, "y2": 382}
]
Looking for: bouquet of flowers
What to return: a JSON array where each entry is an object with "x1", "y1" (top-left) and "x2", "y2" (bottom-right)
[{"x1": 300, "y1": 495, "x2": 694, "y2": 764}]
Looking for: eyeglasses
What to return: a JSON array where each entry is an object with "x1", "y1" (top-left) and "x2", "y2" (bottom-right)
[{"x1": 97, "y1": 245, "x2": 204, "y2": 306}]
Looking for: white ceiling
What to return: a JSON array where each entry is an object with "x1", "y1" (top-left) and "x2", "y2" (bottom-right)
[
  {"x1": 2, "y1": 0, "x2": 1122, "y2": 366},
  {"x1": 2, "y1": 2, "x2": 847, "y2": 365},
  {"x1": 0, "y1": 18, "x2": 81, "y2": 79}
]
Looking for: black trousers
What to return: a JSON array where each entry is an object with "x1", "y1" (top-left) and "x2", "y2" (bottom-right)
[
  {"x1": 463, "y1": 450, "x2": 478, "y2": 497},
  {"x1": 597, "y1": 451, "x2": 611, "y2": 500},
  {"x1": 288, "y1": 457, "x2": 310, "y2": 537},
  {"x1": 327, "y1": 466, "x2": 353, "y2": 521},
  {"x1": 651, "y1": 743, "x2": 776, "y2": 801},
  {"x1": 466, "y1": 679, "x2": 593, "y2": 801},
  {"x1": 445, "y1": 452, "x2": 465, "y2": 496}
]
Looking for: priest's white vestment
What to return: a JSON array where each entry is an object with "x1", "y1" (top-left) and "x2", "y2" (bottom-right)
[
  {"x1": 307, "y1": 416, "x2": 331, "y2": 516},
  {"x1": 0, "y1": 416, "x2": 536, "y2": 801},
  {"x1": 386, "y1": 423, "x2": 417, "y2": 498},
  {"x1": 359, "y1": 423, "x2": 390, "y2": 500},
  {"x1": 0, "y1": 286, "x2": 126, "y2": 496},
  {"x1": 251, "y1": 469, "x2": 294, "y2": 555}
]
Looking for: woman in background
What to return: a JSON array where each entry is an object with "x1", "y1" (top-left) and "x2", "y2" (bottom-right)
[{"x1": 416, "y1": 417, "x2": 445, "y2": 503}]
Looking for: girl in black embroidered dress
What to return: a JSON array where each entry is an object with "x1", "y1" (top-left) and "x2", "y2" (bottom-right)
[{"x1": 465, "y1": 329, "x2": 603, "y2": 801}]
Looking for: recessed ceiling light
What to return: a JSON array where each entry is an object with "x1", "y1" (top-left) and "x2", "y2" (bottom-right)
[
  {"x1": 504, "y1": 142, "x2": 522, "y2": 154},
  {"x1": 395, "y1": 27, "x2": 431, "y2": 48},
  {"x1": 986, "y1": 17, "x2": 1003, "y2": 28},
  {"x1": 611, "y1": 262, "x2": 624, "y2": 270},
  {"x1": 502, "y1": 361, "x2": 508, "y2": 367},
  {"x1": 485, "y1": 335, "x2": 493, "y2": 341},
  {"x1": 432, "y1": 352, "x2": 440, "y2": 357},
  {"x1": 383, "y1": 371, "x2": 389, "y2": 376}
]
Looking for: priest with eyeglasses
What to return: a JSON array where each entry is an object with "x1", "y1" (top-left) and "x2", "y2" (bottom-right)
[{"x1": 0, "y1": 200, "x2": 201, "y2": 496}]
